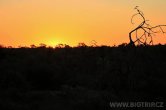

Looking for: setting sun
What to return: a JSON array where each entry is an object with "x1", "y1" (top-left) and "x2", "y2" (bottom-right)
[
  {"x1": 0, "y1": 0, "x2": 166, "y2": 47},
  {"x1": 46, "y1": 38, "x2": 65, "y2": 47},
  {"x1": 0, "y1": 0, "x2": 166, "y2": 108}
]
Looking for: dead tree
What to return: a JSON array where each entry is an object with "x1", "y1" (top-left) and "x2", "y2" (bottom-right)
[{"x1": 129, "y1": 6, "x2": 166, "y2": 46}]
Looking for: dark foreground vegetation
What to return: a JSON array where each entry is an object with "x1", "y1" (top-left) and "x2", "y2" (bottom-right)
[{"x1": 0, "y1": 44, "x2": 166, "y2": 110}]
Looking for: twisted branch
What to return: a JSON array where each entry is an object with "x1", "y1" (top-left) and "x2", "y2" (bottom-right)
[{"x1": 129, "y1": 6, "x2": 166, "y2": 46}]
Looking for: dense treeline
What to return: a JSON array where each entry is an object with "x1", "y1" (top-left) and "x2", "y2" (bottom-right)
[{"x1": 0, "y1": 45, "x2": 166, "y2": 109}]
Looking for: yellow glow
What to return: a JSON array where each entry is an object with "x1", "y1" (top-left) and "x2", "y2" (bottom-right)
[
  {"x1": 46, "y1": 38, "x2": 64, "y2": 47},
  {"x1": 0, "y1": 0, "x2": 166, "y2": 47}
]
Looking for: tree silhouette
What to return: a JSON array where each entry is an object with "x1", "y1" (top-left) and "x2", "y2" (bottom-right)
[
  {"x1": 39, "y1": 43, "x2": 47, "y2": 48},
  {"x1": 77, "y1": 42, "x2": 87, "y2": 47},
  {"x1": 129, "y1": 6, "x2": 166, "y2": 46},
  {"x1": 90, "y1": 40, "x2": 97, "y2": 47},
  {"x1": 30, "y1": 44, "x2": 37, "y2": 48}
]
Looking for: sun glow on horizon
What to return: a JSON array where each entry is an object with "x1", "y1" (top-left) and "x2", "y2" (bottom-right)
[
  {"x1": 45, "y1": 38, "x2": 66, "y2": 47},
  {"x1": 0, "y1": 0, "x2": 166, "y2": 46}
]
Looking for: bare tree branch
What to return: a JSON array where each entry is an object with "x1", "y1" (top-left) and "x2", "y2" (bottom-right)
[{"x1": 129, "y1": 6, "x2": 166, "y2": 46}]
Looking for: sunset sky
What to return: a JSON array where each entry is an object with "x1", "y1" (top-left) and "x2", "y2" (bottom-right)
[{"x1": 0, "y1": 0, "x2": 166, "y2": 47}]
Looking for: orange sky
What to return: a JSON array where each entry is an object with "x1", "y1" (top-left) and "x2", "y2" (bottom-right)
[{"x1": 0, "y1": 0, "x2": 166, "y2": 47}]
